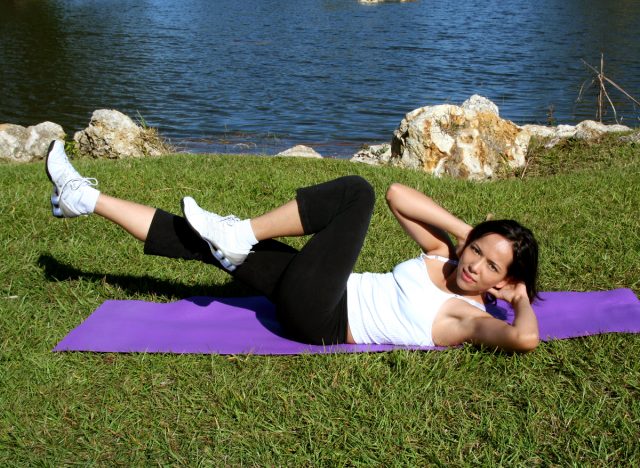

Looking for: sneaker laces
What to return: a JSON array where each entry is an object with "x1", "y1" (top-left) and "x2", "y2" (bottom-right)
[
  {"x1": 219, "y1": 215, "x2": 241, "y2": 226},
  {"x1": 60, "y1": 177, "x2": 98, "y2": 195}
]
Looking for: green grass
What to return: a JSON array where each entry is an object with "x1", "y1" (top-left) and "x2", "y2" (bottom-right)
[
  {"x1": 522, "y1": 133, "x2": 640, "y2": 178},
  {"x1": 1, "y1": 141, "x2": 639, "y2": 465}
]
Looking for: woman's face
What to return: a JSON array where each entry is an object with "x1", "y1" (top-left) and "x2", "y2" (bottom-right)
[{"x1": 456, "y1": 233, "x2": 513, "y2": 294}]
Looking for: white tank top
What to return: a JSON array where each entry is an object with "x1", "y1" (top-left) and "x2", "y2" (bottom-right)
[{"x1": 346, "y1": 254, "x2": 486, "y2": 346}]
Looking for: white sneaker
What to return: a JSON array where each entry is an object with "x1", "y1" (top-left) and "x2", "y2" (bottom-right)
[
  {"x1": 181, "y1": 196, "x2": 251, "y2": 271},
  {"x1": 45, "y1": 140, "x2": 99, "y2": 218}
]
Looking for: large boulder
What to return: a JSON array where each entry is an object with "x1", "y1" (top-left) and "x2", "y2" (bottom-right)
[
  {"x1": 74, "y1": 109, "x2": 170, "y2": 159},
  {"x1": 0, "y1": 122, "x2": 65, "y2": 163},
  {"x1": 390, "y1": 96, "x2": 529, "y2": 180}
]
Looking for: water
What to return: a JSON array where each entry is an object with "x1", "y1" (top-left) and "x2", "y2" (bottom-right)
[{"x1": 1, "y1": 0, "x2": 639, "y2": 157}]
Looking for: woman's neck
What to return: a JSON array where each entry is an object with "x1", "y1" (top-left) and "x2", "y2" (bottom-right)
[{"x1": 444, "y1": 266, "x2": 485, "y2": 302}]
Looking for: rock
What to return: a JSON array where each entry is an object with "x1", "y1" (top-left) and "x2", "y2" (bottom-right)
[
  {"x1": 462, "y1": 94, "x2": 499, "y2": 117},
  {"x1": 574, "y1": 120, "x2": 631, "y2": 140},
  {"x1": 555, "y1": 125, "x2": 577, "y2": 139},
  {"x1": 350, "y1": 143, "x2": 391, "y2": 166},
  {"x1": 276, "y1": 145, "x2": 322, "y2": 159},
  {"x1": 608, "y1": 124, "x2": 634, "y2": 133},
  {"x1": 521, "y1": 120, "x2": 632, "y2": 148},
  {"x1": 0, "y1": 122, "x2": 65, "y2": 163},
  {"x1": 574, "y1": 120, "x2": 609, "y2": 140},
  {"x1": 0, "y1": 124, "x2": 29, "y2": 162},
  {"x1": 390, "y1": 97, "x2": 529, "y2": 180},
  {"x1": 74, "y1": 109, "x2": 170, "y2": 159},
  {"x1": 619, "y1": 130, "x2": 640, "y2": 144},
  {"x1": 519, "y1": 124, "x2": 556, "y2": 140}
]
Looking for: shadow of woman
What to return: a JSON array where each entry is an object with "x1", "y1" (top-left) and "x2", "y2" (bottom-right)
[
  {"x1": 37, "y1": 253, "x2": 257, "y2": 299},
  {"x1": 38, "y1": 254, "x2": 291, "y2": 340}
]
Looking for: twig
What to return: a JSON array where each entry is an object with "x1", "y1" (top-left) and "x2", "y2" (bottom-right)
[
  {"x1": 603, "y1": 76, "x2": 640, "y2": 106},
  {"x1": 580, "y1": 54, "x2": 640, "y2": 124},
  {"x1": 601, "y1": 84, "x2": 618, "y2": 123}
]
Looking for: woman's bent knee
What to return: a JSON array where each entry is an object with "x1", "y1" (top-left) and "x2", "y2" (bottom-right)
[{"x1": 343, "y1": 175, "x2": 375, "y2": 208}]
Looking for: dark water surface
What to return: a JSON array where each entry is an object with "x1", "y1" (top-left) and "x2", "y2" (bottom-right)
[{"x1": 1, "y1": 0, "x2": 639, "y2": 157}]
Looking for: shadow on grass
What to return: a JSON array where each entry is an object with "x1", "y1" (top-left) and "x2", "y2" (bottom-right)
[{"x1": 37, "y1": 253, "x2": 257, "y2": 299}]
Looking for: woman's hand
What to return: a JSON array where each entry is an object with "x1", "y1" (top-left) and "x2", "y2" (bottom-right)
[
  {"x1": 488, "y1": 281, "x2": 529, "y2": 306},
  {"x1": 460, "y1": 280, "x2": 539, "y2": 352}
]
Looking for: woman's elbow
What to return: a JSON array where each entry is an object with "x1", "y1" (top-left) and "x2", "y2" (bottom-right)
[
  {"x1": 516, "y1": 333, "x2": 540, "y2": 353},
  {"x1": 385, "y1": 183, "x2": 405, "y2": 206}
]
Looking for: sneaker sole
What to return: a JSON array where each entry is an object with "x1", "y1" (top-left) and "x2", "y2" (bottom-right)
[
  {"x1": 45, "y1": 141, "x2": 64, "y2": 218},
  {"x1": 44, "y1": 140, "x2": 57, "y2": 185},
  {"x1": 180, "y1": 198, "x2": 237, "y2": 272}
]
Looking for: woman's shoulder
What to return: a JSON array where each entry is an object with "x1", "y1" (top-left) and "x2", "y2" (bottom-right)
[
  {"x1": 423, "y1": 253, "x2": 456, "y2": 264},
  {"x1": 423, "y1": 244, "x2": 458, "y2": 261},
  {"x1": 421, "y1": 250, "x2": 458, "y2": 278},
  {"x1": 432, "y1": 299, "x2": 492, "y2": 346}
]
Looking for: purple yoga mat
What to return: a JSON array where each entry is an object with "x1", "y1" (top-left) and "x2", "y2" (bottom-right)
[{"x1": 53, "y1": 289, "x2": 640, "y2": 355}]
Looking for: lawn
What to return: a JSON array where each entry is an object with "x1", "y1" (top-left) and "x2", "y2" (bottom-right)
[{"x1": 1, "y1": 139, "x2": 639, "y2": 465}]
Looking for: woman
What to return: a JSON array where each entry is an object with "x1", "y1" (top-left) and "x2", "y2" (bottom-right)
[{"x1": 46, "y1": 140, "x2": 540, "y2": 352}]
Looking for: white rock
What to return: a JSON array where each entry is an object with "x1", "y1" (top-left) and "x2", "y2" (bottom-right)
[
  {"x1": 276, "y1": 145, "x2": 322, "y2": 159},
  {"x1": 607, "y1": 124, "x2": 633, "y2": 133},
  {"x1": 574, "y1": 120, "x2": 608, "y2": 140},
  {"x1": 519, "y1": 124, "x2": 556, "y2": 139},
  {"x1": 0, "y1": 122, "x2": 65, "y2": 163},
  {"x1": 390, "y1": 97, "x2": 528, "y2": 180},
  {"x1": 555, "y1": 125, "x2": 577, "y2": 139},
  {"x1": 74, "y1": 109, "x2": 169, "y2": 159},
  {"x1": 27, "y1": 122, "x2": 66, "y2": 159},
  {"x1": 574, "y1": 120, "x2": 631, "y2": 140},
  {"x1": 350, "y1": 143, "x2": 391, "y2": 165},
  {"x1": 462, "y1": 94, "x2": 500, "y2": 116},
  {"x1": 531, "y1": 120, "x2": 634, "y2": 148},
  {"x1": 619, "y1": 131, "x2": 640, "y2": 144}
]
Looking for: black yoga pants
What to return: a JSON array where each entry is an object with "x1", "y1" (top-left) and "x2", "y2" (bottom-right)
[{"x1": 143, "y1": 175, "x2": 375, "y2": 345}]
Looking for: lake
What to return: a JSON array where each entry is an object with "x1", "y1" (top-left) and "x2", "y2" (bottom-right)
[{"x1": 1, "y1": 0, "x2": 639, "y2": 157}]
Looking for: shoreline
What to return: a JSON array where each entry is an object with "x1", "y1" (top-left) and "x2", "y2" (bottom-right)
[{"x1": 1, "y1": 100, "x2": 638, "y2": 166}]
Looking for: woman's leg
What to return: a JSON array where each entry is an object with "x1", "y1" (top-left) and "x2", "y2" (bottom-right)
[
  {"x1": 144, "y1": 208, "x2": 299, "y2": 298},
  {"x1": 94, "y1": 194, "x2": 155, "y2": 242},
  {"x1": 47, "y1": 140, "x2": 373, "y2": 343},
  {"x1": 46, "y1": 139, "x2": 154, "y2": 241},
  {"x1": 181, "y1": 196, "x2": 306, "y2": 271},
  {"x1": 45, "y1": 140, "x2": 300, "y2": 298},
  {"x1": 272, "y1": 176, "x2": 375, "y2": 344},
  {"x1": 177, "y1": 175, "x2": 375, "y2": 344},
  {"x1": 250, "y1": 200, "x2": 304, "y2": 239}
]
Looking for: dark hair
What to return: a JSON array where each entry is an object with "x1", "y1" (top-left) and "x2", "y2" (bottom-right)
[{"x1": 462, "y1": 219, "x2": 540, "y2": 302}]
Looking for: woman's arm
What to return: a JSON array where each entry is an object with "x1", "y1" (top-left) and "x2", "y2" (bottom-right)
[
  {"x1": 386, "y1": 183, "x2": 472, "y2": 256},
  {"x1": 461, "y1": 283, "x2": 540, "y2": 352}
]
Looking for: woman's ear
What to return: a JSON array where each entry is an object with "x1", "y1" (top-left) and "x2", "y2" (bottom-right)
[{"x1": 493, "y1": 278, "x2": 511, "y2": 290}]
